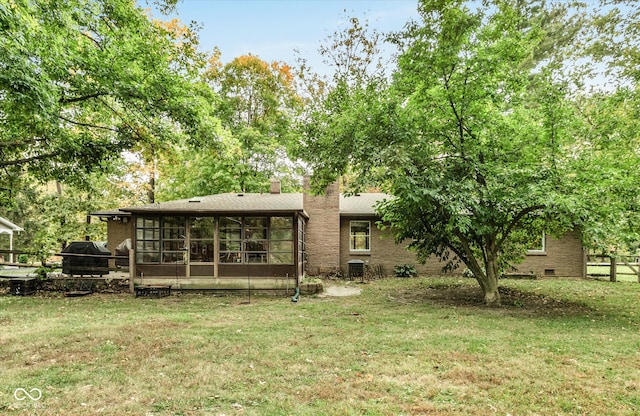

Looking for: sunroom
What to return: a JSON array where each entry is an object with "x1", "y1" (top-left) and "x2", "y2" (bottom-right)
[{"x1": 118, "y1": 192, "x2": 307, "y2": 290}]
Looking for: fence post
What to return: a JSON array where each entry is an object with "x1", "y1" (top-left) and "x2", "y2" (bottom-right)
[{"x1": 609, "y1": 256, "x2": 617, "y2": 282}]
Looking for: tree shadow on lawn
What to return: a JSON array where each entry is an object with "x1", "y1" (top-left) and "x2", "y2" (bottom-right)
[{"x1": 388, "y1": 282, "x2": 596, "y2": 319}]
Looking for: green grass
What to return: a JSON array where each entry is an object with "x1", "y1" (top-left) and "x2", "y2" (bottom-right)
[{"x1": 1, "y1": 277, "x2": 639, "y2": 415}]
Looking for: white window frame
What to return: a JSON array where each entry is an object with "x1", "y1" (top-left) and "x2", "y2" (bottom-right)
[
  {"x1": 350, "y1": 220, "x2": 371, "y2": 252},
  {"x1": 526, "y1": 232, "x2": 546, "y2": 254}
]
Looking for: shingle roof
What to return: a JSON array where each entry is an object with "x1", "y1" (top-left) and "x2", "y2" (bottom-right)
[
  {"x1": 92, "y1": 209, "x2": 132, "y2": 218},
  {"x1": 121, "y1": 193, "x2": 304, "y2": 214},
  {"x1": 108, "y1": 192, "x2": 391, "y2": 216},
  {"x1": 340, "y1": 193, "x2": 390, "y2": 216}
]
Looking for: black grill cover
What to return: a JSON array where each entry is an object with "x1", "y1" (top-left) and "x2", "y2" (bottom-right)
[{"x1": 62, "y1": 241, "x2": 110, "y2": 276}]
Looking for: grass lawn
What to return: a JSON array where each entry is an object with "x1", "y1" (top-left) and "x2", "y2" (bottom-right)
[{"x1": 1, "y1": 277, "x2": 639, "y2": 415}]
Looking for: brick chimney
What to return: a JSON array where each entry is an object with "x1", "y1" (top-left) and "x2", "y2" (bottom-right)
[
  {"x1": 270, "y1": 179, "x2": 281, "y2": 194},
  {"x1": 303, "y1": 175, "x2": 340, "y2": 275}
]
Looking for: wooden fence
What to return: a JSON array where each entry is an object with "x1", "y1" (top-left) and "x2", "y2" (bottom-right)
[
  {"x1": 0, "y1": 249, "x2": 40, "y2": 266},
  {"x1": 587, "y1": 254, "x2": 640, "y2": 282}
]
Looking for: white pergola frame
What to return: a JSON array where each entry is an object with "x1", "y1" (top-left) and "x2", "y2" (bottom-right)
[{"x1": 0, "y1": 217, "x2": 23, "y2": 263}]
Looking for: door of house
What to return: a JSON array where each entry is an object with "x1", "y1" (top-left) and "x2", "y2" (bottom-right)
[{"x1": 188, "y1": 217, "x2": 216, "y2": 278}]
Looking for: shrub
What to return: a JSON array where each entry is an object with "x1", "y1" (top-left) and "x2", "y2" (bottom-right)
[
  {"x1": 17, "y1": 254, "x2": 29, "y2": 264},
  {"x1": 394, "y1": 264, "x2": 417, "y2": 278},
  {"x1": 35, "y1": 266, "x2": 52, "y2": 280}
]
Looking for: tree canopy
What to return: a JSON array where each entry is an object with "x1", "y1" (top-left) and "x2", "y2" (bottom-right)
[
  {"x1": 150, "y1": 53, "x2": 305, "y2": 201},
  {"x1": 201, "y1": 53, "x2": 304, "y2": 194},
  {"x1": 0, "y1": 0, "x2": 218, "y2": 198},
  {"x1": 298, "y1": 0, "x2": 640, "y2": 304}
]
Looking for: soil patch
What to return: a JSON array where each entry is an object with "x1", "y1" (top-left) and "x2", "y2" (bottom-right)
[
  {"x1": 388, "y1": 282, "x2": 595, "y2": 317},
  {"x1": 320, "y1": 283, "x2": 362, "y2": 297}
]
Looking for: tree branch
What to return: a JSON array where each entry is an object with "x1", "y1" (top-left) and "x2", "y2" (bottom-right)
[
  {"x1": 79, "y1": 30, "x2": 103, "y2": 50},
  {"x1": 496, "y1": 204, "x2": 546, "y2": 250},
  {"x1": 453, "y1": 228, "x2": 484, "y2": 276},
  {"x1": 59, "y1": 92, "x2": 108, "y2": 104},
  {"x1": 0, "y1": 138, "x2": 47, "y2": 147},
  {"x1": 442, "y1": 68, "x2": 467, "y2": 158},
  {"x1": 95, "y1": 97, "x2": 151, "y2": 144},
  {"x1": 0, "y1": 152, "x2": 58, "y2": 168},
  {"x1": 58, "y1": 115, "x2": 119, "y2": 132}
]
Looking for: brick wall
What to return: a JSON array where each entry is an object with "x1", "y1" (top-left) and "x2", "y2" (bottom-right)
[
  {"x1": 303, "y1": 177, "x2": 341, "y2": 275},
  {"x1": 339, "y1": 217, "x2": 454, "y2": 277},
  {"x1": 512, "y1": 230, "x2": 585, "y2": 278},
  {"x1": 339, "y1": 219, "x2": 585, "y2": 278}
]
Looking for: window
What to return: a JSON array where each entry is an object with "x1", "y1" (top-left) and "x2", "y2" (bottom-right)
[
  {"x1": 136, "y1": 216, "x2": 186, "y2": 264},
  {"x1": 136, "y1": 217, "x2": 160, "y2": 263},
  {"x1": 245, "y1": 217, "x2": 268, "y2": 263},
  {"x1": 298, "y1": 217, "x2": 306, "y2": 265},
  {"x1": 162, "y1": 216, "x2": 186, "y2": 263},
  {"x1": 190, "y1": 217, "x2": 214, "y2": 263},
  {"x1": 219, "y1": 216, "x2": 294, "y2": 265},
  {"x1": 350, "y1": 221, "x2": 370, "y2": 251},
  {"x1": 219, "y1": 217, "x2": 242, "y2": 263},
  {"x1": 270, "y1": 216, "x2": 294, "y2": 264},
  {"x1": 136, "y1": 215, "x2": 295, "y2": 266},
  {"x1": 527, "y1": 232, "x2": 546, "y2": 253}
]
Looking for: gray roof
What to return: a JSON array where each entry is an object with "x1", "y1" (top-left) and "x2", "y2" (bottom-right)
[
  {"x1": 101, "y1": 192, "x2": 391, "y2": 217},
  {"x1": 121, "y1": 193, "x2": 304, "y2": 214},
  {"x1": 92, "y1": 209, "x2": 132, "y2": 218},
  {"x1": 340, "y1": 193, "x2": 390, "y2": 216}
]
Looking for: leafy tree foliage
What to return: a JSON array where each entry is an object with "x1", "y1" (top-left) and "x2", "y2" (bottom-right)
[
  {"x1": 0, "y1": 0, "x2": 218, "y2": 199},
  {"x1": 154, "y1": 52, "x2": 306, "y2": 200},
  {"x1": 296, "y1": 13, "x2": 391, "y2": 191},
  {"x1": 300, "y1": 0, "x2": 640, "y2": 304},
  {"x1": 573, "y1": 0, "x2": 640, "y2": 251},
  {"x1": 3, "y1": 178, "x2": 115, "y2": 263},
  {"x1": 155, "y1": 132, "x2": 302, "y2": 200},
  {"x1": 588, "y1": 0, "x2": 640, "y2": 85},
  {"x1": 201, "y1": 53, "x2": 304, "y2": 193}
]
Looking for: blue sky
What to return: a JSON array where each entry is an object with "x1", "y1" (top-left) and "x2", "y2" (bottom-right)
[{"x1": 145, "y1": 0, "x2": 420, "y2": 72}]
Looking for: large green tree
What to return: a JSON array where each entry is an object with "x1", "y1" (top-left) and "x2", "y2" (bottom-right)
[
  {"x1": 300, "y1": 0, "x2": 640, "y2": 304},
  {"x1": 154, "y1": 52, "x2": 304, "y2": 200},
  {"x1": 203, "y1": 53, "x2": 304, "y2": 193},
  {"x1": 0, "y1": 0, "x2": 218, "y2": 200}
]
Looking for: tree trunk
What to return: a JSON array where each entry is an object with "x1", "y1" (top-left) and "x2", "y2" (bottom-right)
[
  {"x1": 454, "y1": 233, "x2": 501, "y2": 305},
  {"x1": 145, "y1": 151, "x2": 156, "y2": 204},
  {"x1": 148, "y1": 174, "x2": 155, "y2": 204},
  {"x1": 482, "y1": 274, "x2": 500, "y2": 305},
  {"x1": 476, "y1": 274, "x2": 501, "y2": 305},
  {"x1": 476, "y1": 255, "x2": 501, "y2": 305}
]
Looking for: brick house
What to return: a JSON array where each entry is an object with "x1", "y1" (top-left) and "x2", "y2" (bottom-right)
[{"x1": 93, "y1": 178, "x2": 586, "y2": 291}]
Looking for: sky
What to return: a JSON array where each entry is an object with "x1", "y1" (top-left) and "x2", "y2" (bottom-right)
[{"x1": 145, "y1": 0, "x2": 421, "y2": 73}]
